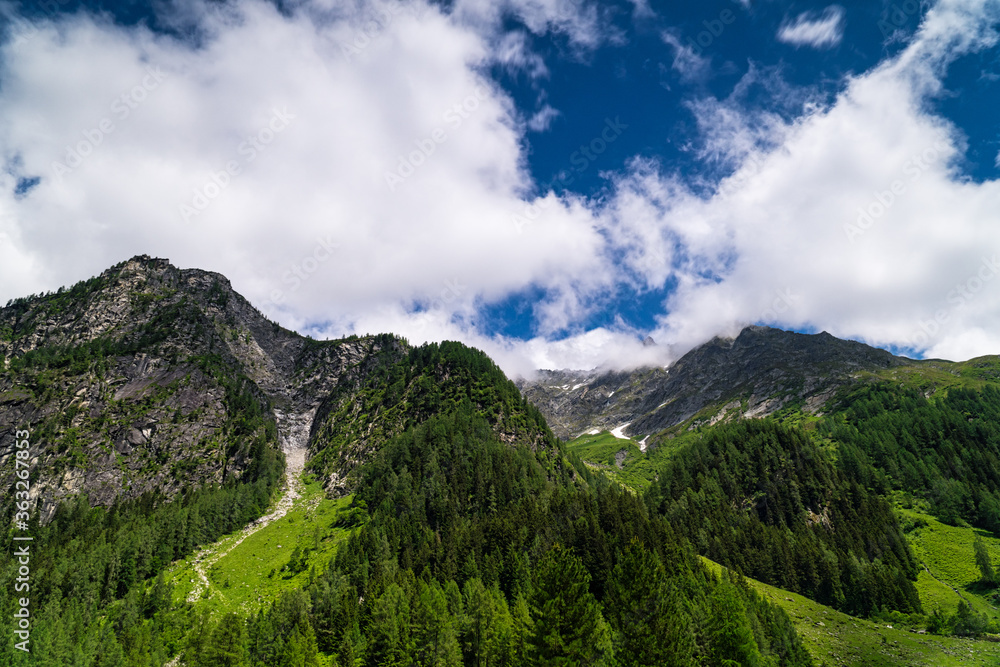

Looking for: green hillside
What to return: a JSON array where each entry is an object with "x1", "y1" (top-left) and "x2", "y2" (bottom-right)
[
  {"x1": 10, "y1": 263, "x2": 1000, "y2": 666},
  {"x1": 898, "y1": 507, "x2": 1000, "y2": 623},
  {"x1": 164, "y1": 476, "x2": 355, "y2": 618},
  {"x1": 703, "y1": 557, "x2": 1000, "y2": 667}
]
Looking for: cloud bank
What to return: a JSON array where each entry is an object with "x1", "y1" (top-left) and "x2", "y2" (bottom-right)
[{"x1": 0, "y1": 0, "x2": 998, "y2": 377}]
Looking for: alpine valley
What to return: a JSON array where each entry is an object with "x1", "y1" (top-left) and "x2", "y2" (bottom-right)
[{"x1": 4, "y1": 256, "x2": 1000, "y2": 667}]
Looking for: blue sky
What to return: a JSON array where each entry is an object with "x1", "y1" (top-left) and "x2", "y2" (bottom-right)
[{"x1": 1, "y1": 0, "x2": 1000, "y2": 374}]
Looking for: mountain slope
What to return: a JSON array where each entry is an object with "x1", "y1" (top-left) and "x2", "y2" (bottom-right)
[
  {"x1": 0, "y1": 256, "x2": 408, "y2": 521},
  {"x1": 0, "y1": 255, "x2": 562, "y2": 524},
  {"x1": 518, "y1": 325, "x2": 910, "y2": 441},
  {"x1": 0, "y1": 256, "x2": 823, "y2": 667},
  {"x1": 703, "y1": 557, "x2": 1000, "y2": 667}
]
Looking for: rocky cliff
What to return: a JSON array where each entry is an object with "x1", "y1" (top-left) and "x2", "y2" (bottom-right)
[
  {"x1": 0, "y1": 256, "x2": 555, "y2": 523},
  {"x1": 518, "y1": 325, "x2": 913, "y2": 441},
  {"x1": 0, "y1": 256, "x2": 406, "y2": 521}
]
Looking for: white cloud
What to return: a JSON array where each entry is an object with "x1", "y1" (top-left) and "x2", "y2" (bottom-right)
[
  {"x1": 314, "y1": 303, "x2": 669, "y2": 378},
  {"x1": 660, "y1": 29, "x2": 711, "y2": 82},
  {"x1": 600, "y1": 0, "x2": 1000, "y2": 361},
  {"x1": 778, "y1": 6, "x2": 846, "y2": 49},
  {"x1": 2, "y1": 0, "x2": 1000, "y2": 380},
  {"x1": 450, "y1": 0, "x2": 610, "y2": 51},
  {"x1": 527, "y1": 104, "x2": 560, "y2": 132},
  {"x1": 492, "y1": 29, "x2": 548, "y2": 79},
  {"x1": 628, "y1": 0, "x2": 655, "y2": 20},
  {"x1": 0, "y1": 0, "x2": 613, "y2": 361}
]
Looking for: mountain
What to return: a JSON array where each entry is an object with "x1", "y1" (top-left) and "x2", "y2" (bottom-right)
[
  {"x1": 8, "y1": 256, "x2": 1000, "y2": 667},
  {"x1": 538, "y1": 326, "x2": 1000, "y2": 660},
  {"x1": 1, "y1": 255, "x2": 378, "y2": 520},
  {"x1": 518, "y1": 325, "x2": 911, "y2": 442},
  {"x1": 0, "y1": 256, "x2": 555, "y2": 522},
  {"x1": 0, "y1": 256, "x2": 817, "y2": 667}
]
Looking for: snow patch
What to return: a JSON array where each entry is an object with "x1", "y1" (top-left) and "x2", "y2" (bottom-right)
[
  {"x1": 610, "y1": 423, "x2": 631, "y2": 440},
  {"x1": 587, "y1": 428, "x2": 600, "y2": 435},
  {"x1": 572, "y1": 383, "x2": 586, "y2": 390},
  {"x1": 639, "y1": 436, "x2": 649, "y2": 452}
]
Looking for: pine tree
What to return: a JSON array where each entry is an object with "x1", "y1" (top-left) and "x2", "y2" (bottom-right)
[
  {"x1": 366, "y1": 583, "x2": 414, "y2": 667},
  {"x1": 528, "y1": 544, "x2": 614, "y2": 666},
  {"x1": 413, "y1": 579, "x2": 461, "y2": 666},
  {"x1": 185, "y1": 608, "x2": 215, "y2": 666},
  {"x1": 509, "y1": 594, "x2": 532, "y2": 665},
  {"x1": 706, "y1": 577, "x2": 764, "y2": 667}
]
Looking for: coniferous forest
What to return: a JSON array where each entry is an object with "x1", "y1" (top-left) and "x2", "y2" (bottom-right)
[
  {"x1": 0, "y1": 386, "x2": 814, "y2": 665},
  {"x1": 6, "y1": 261, "x2": 1000, "y2": 665}
]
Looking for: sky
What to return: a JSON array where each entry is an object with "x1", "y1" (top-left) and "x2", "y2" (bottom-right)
[{"x1": 0, "y1": 0, "x2": 999, "y2": 377}]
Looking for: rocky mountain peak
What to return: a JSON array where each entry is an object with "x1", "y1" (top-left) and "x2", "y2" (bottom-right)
[
  {"x1": 518, "y1": 325, "x2": 914, "y2": 441},
  {"x1": 0, "y1": 256, "x2": 407, "y2": 520},
  {"x1": 1, "y1": 257, "x2": 555, "y2": 522}
]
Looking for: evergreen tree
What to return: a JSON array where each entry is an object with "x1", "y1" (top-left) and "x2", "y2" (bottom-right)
[
  {"x1": 205, "y1": 613, "x2": 248, "y2": 667},
  {"x1": 413, "y1": 579, "x2": 461, "y2": 667},
  {"x1": 280, "y1": 624, "x2": 320, "y2": 667},
  {"x1": 706, "y1": 577, "x2": 764, "y2": 667},
  {"x1": 508, "y1": 594, "x2": 532, "y2": 666},
  {"x1": 461, "y1": 578, "x2": 513, "y2": 666},
  {"x1": 604, "y1": 540, "x2": 695, "y2": 667},
  {"x1": 528, "y1": 544, "x2": 614, "y2": 666},
  {"x1": 185, "y1": 609, "x2": 214, "y2": 667},
  {"x1": 365, "y1": 583, "x2": 413, "y2": 667}
]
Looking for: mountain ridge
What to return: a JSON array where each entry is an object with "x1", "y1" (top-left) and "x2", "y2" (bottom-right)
[
  {"x1": 518, "y1": 324, "x2": 914, "y2": 441},
  {"x1": 0, "y1": 255, "x2": 561, "y2": 521}
]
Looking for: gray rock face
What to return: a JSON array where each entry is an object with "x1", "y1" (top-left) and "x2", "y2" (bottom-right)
[
  {"x1": 518, "y1": 326, "x2": 913, "y2": 442},
  {"x1": 0, "y1": 255, "x2": 405, "y2": 522}
]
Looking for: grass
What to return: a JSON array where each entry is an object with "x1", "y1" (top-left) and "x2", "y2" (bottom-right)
[
  {"x1": 702, "y1": 557, "x2": 1000, "y2": 667},
  {"x1": 860, "y1": 356, "x2": 1000, "y2": 398},
  {"x1": 897, "y1": 507, "x2": 1000, "y2": 622},
  {"x1": 164, "y1": 474, "x2": 356, "y2": 618},
  {"x1": 566, "y1": 417, "x2": 721, "y2": 493},
  {"x1": 565, "y1": 431, "x2": 655, "y2": 490}
]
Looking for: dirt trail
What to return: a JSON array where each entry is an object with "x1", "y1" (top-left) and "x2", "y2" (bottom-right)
[{"x1": 185, "y1": 409, "x2": 313, "y2": 603}]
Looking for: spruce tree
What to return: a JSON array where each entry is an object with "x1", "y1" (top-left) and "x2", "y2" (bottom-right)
[
  {"x1": 366, "y1": 583, "x2": 413, "y2": 667},
  {"x1": 706, "y1": 577, "x2": 764, "y2": 667},
  {"x1": 528, "y1": 544, "x2": 614, "y2": 666},
  {"x1": 205, "y1": 613, "x2": 248, "y2": 667},
  {"x1": 604, "y1": 540, "x2": 695, "y2": 667},
  {"x1": 413, "y1": 579, "x2": 461, "y2": 666}
]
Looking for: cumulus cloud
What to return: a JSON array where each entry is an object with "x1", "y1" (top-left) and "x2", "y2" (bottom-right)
[
  {"x1": 609, "y1": 0, "x2": 1000, "y2": 361},
  {"x1": 778, "y1": 6, "x2": 846, "y2": 49},
  {"x1": 0, "y1": 0, "x2": 638, "y2": 375},
  {"x1": 2, "y1": 0, "x2": 1000, "y2": 379}
]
